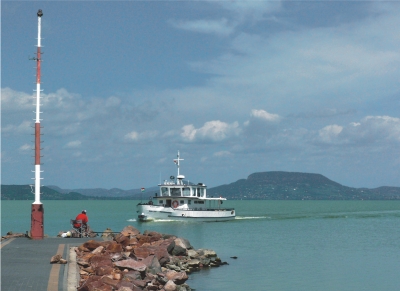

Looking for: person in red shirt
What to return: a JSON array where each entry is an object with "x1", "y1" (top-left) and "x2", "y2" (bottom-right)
[{"x1": 74, "y1": 210, "x2": 88, "y2": 229}]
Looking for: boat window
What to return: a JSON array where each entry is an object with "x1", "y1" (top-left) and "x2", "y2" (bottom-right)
[
  {"x1": 194, "y1": 201, "x2": 204, "y2": 204},
  {"x1": 196, "y1": 188, "x2": 205, "y2": 197},
  {"x1": 159, "y1": 200, "x2": 163, "y2": 204},
  {"x1": 170, "y1": 188, "x2": 181, "y2": 196},
  {"x1": 161, "y1": 187, "x2": 169, "y2": 196},
  {"x1": 180, "y1": 200, "x2": 184, "y2": 204},
  {"x1": 182, "y1": 188, "x2": 190, "y2": 196},
  {"x1": 188, "y1": 200, "x2": 191, "y2": 205},
  {"x1": 199, "y1": 188, "x2": 205, "y2": 197}
]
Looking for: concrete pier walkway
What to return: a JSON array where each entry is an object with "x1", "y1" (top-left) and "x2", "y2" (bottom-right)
[{"x1": 1, "y1": 237, "x2": 101, "y2": 291}]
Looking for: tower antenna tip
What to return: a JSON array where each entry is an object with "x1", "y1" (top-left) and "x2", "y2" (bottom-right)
[{"x1": 37, "y1": 9, "x2": 43, "y2": 17}]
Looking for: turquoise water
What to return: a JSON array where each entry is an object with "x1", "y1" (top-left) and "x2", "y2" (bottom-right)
[{"x1": 2, "y1": 200, "x2": 400, "y2": 290}]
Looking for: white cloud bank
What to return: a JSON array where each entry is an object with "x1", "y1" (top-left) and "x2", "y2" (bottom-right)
[
  {"x1": 251, "y1": 109, "x2": 281, "y2": 122},
  {"x1": 181, "y1": 120, "x2": 240, "y2": 142},
  {"x1": 317, "y1": 116, "x2": 400, "y2": 145}
]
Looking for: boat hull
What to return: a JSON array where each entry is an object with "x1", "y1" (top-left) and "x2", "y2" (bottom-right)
[{"x1": 137, "y1": 204, "x2": 235, "y2": 222}]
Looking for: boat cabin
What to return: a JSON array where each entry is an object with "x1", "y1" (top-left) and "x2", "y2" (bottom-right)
[{"x1": 160, "y1": 184, "x2": 206, "y2": 198}]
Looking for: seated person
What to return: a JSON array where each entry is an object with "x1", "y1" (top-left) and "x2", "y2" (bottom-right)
[{"x1": 74, "y1": 210, "x2": 88, "y2": 231}]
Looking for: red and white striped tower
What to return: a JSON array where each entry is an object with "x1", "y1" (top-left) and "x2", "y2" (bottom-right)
[{"x1": 31, "y1": 9, "x2": 44, "y2": 240}]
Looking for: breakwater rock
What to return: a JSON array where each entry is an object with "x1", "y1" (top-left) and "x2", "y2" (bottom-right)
[
  {"x1": 75, "y1": 225, "x2": 227, "y2": 291},
  {"x1": 1, "y1": 231, "x2": 27, "y2": 241}
]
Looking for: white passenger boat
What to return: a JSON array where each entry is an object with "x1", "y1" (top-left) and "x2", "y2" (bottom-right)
[{"x1": 137, "y1": 151, "x2": 235, "y2": 222}]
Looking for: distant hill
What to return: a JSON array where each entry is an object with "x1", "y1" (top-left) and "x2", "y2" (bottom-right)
[
  {"x1": 207, "y1": 171, "x2": 400, "y2": 200},
  {"x1": 1, "y1": 185, "x2": 89, "y2": 200},
  {"x1": 2, "y1": 172, "x2": 400, "y2": 200},
  {"x1": 46, "y1": 185, "x2": 159, "y2": 198},
  {"x1": 0, "y1": 185, "x2": 155, "y2": 200}
]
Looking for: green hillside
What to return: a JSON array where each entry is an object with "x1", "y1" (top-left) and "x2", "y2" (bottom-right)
[
  {"x1": 1, "y1": 185, "x2": 91, "y2": 200},
  {"x1": 207, "y1": 171, "x2": 400, "y2": 200}
]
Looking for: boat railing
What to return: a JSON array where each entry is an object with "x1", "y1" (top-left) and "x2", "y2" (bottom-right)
[{"x1": 177, "y1": 208, "x2": 235, "y2": 211}]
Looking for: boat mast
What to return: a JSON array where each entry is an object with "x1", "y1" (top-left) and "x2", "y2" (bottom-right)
[{"x1": 174, "y1": 151, "x2": 184, "y2": 185}]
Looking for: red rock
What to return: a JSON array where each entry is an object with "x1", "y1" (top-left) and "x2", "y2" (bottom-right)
[
  {"x1": 133, "y1": 246, "x2": 153, "y2": 258},
  {"x1": 90, "y1": 255, "x2": 113, "y2": 268},
  {"x1": 82, "y1": 266, "x2": 95, "y2": 274},
  {"x1": 50, "y1": 254, "x2": 62, "y2": 264},
  {"x1": 77, "y1": 258, "x2": 90, "y2": 268},
  {"x1": 101, "y1": 276, "x2": 120, "y2": 288},
  {"x1": 131, "y1": 279, "x2": 147, "y2": 288},
  {"x1": 165, "y1": 270, "x2": 188, "y2": 284},
  {"x1": 141, "y1": 255, "x2": 161, "y2": 274},
  {"x1": 83, "y1": 240, "x2": 103, "y2": 250},
  {"x1": 95, "y1": 265, "x2": 113, "y2": 276},
  {"x1": 146, "y1": 284, "x2": 159, "y2": 291},
  {"x1": 164, "y1": 280, "x2": 177, "y2": 291},
  {"x1": 78, "y1": 245, "x2": 90, "y2": 252},
  {"x1": 122, "y1": 270, "x2": 142, "y2": 281},
  {"x1": 114, "y1": 258, "x2": 147, "y2": 272},
  {"x1": 154, "y1": 246, "x2": 170, "y2": 266},
  {"x1": 115, "y1": 233, "x2": 130, "y2": 246},
  {"x1": 113, "y1": 272, "x2": 122, "y2": 280},
  {"x1": 137, "y1": 235, "x2": 152, "y2": 245},
  {"x1": 106, "y1": 241, "x2": 123, "y2": 253},
  {"x1": 77, "y1": 276, "x2": 102, "y2": 291},
  {"x1": 90, "y1": 283, "x2": 112, "y2": 291},
  {"x1": 129, "y1": 237, "x2": 138, "y2": 245},
  {"x1": 117, "y1": 280, "x2": 135, "y2": 290},
  {"x1": 91, "y1": 246, "x2": 104, "y2": 255},
  {"x1": 121, "y1": 225, "x2": 140, "y2": 237},
  {"x1": 143, "y1": 231, "x2": 162, "y2": 241}
]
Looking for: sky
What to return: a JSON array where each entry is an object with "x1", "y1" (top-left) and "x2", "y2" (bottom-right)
[{"x1": 2, "y1": 0, "x2": 400, "y2": 190}]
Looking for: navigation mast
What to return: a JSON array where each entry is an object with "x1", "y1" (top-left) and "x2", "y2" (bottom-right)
[{"x1": 31, "y1": 9, "x2": 44, "y2": 240}]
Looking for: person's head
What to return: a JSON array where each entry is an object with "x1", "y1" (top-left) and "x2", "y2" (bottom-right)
[{"x1": 82, "y1": 210, "x2": 87, "y2": 214}]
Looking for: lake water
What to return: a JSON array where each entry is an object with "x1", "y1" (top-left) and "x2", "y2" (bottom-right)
[{"x1": 2, "y1": 200, "x2": 400, "y2": 290}]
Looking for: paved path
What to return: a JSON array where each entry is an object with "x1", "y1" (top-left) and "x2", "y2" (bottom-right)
[{"x1": 1, "y1": 237, "x2": 100, "y2": 291}]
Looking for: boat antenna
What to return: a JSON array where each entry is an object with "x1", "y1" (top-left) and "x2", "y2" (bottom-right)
[{"x1": 173, "y1": 150, "x2": 184, "y2": 177}]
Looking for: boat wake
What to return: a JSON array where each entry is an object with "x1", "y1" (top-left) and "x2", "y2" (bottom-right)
[
  {"x1": 127, "y1": 218, "x2": 137, "y2": 222},
  {"x1": 235, "y1": 216, "x2": 270, "y2": 220},
  {"x1": 153, "y1": 219, "x2": 176, "y2": 222}
]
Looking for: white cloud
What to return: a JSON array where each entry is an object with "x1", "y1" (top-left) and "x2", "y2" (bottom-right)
[
  {"x1": 317, "y1": 116, "x2": 400, "y2": 145},
  {"x1": 19, "y1": 144, "x2": 31, "y2": 151},
  {"x1": 318, "y1": 125, "x2": 343, "y2": 143},
  {"x1": 1, "y1": 87, "x2": 33, "y2": 111},
  {"x1": 65, "y1": 140, "x2": 82, "y2": 148},
  {"x1": 187, "y1": 8, "x2": 400, "y2": 116},
  {"x1": 2, "y1": 120, "x2": 32, "y2": 134},
  {"x1": 181, "y1": 120, "x2": 240, "y2": 142},
  {"x1": 349, "y1": 115, "x2": 400, "y2": 142},
  {"x1": 125, "y1": 131, "x2": 139, "y2": 141},
  {"x1": 251, "y1": 109, "x2": 280, "y2": 122},
  {"x1": 170, "y1": 18, "x2": 235, "y2": 36},
  {"x1": 124, "y1": 130, "x2": 158, "y2": 142},
  {"x1": 216, "y1": 0, "x2": 282, "y2": 21}
]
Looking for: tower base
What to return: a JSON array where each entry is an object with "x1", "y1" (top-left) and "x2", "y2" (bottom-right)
[{"x1": 30, "y1": 204, "x2": 44, "y2": 240}]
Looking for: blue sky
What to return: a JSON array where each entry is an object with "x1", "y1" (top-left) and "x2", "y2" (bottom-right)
[{"x1": 2, "y1": 1, "x2": 400, "y2": 190}]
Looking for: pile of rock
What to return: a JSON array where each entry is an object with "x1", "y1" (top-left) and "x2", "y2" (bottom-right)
[
  {"x1": 1, "y1": 231, "x2": 27, "y2": 241},
  {"x1": 75, "y1": 226, "x2": 227, "y2": 291}
]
